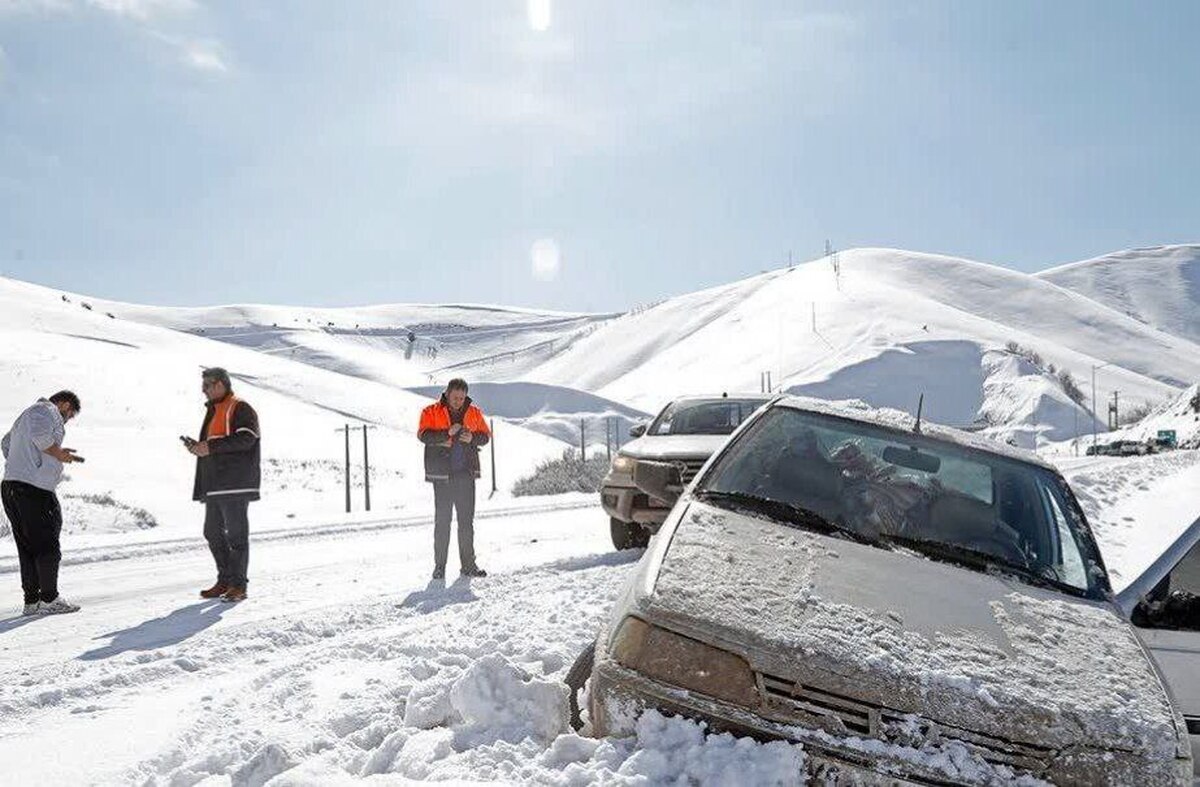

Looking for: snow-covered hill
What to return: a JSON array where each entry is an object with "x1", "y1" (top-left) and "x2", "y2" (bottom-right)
[
  {"x1": 527, "y1": 248, "x2": 1200, "y2": 448},
  {"x1": 0, "y1": 277, "x2": 568, "y2": 543},
  {"x1": 92, "y1": 297, "x2": 619, "y2": 390},
  {"x1": 1038, "y1": 244, "x2": 1200, "y2": 346}
]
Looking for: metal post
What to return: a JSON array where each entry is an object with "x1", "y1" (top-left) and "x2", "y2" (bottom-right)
[
  {"x1": 1091, "y1": 366, "x2": 1097, "y2": 450},
  {"x1": 343, "y1": 424, "x2": 351, "y2": 513},
  {"x1": 606, "y1": 418, "x2": 612, "y2": 462},
  {"x1": 362, "y1": 424, "x2": 371, "y2": 512},
  {"x1": 580, "y1": 419, "x2": 586, "y2": 461}
]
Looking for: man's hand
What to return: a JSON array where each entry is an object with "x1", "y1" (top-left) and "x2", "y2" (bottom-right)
[
  {"x1": 46, "y1": 445, "x2": 83, "y2": 463},
  {"x1": 459, "y1": 429, "x2": 474, "y2": 444},
  {"x1": 448, "y1": 424, "x2": 463, "y2": 437},
  {"x1": 188, "y1": 441, "x2": 212, "y2": 457}
]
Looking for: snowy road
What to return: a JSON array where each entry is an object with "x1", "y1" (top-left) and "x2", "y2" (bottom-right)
[
  {"x1": 0, "y1": 504, "x2": 634, "y2": 784},
  {"x1": 1, "y1": 452, "x2": 1198, "y2": 786}
]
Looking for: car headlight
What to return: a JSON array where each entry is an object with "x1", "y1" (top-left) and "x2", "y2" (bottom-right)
[
  {"x1": 609, "y1": 616, "x2": 758, "y2": 708},
  {"x1": 611, "y1": 454, "x2": 637, "y2": 474}
]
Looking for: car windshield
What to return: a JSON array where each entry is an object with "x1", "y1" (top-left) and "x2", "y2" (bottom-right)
[
  {"x1": 648, "y1": 399, "x2": 767, "y2": 436},
  {"x1": 697, "y1": 407, "x2": 1107, "y2": 598}
]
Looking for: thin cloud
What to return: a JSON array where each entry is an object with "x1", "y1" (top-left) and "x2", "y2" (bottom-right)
[
  {"x1": 86, "y1": 0, "x2": 195, "y2": 20},
  {"x1": 180, "y1": 39, "x2": 227, "y2": 73}
]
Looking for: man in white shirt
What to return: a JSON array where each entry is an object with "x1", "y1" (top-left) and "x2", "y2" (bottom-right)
[{"x1": 1, "y1": 391, "x2": 85, "y2": 616}]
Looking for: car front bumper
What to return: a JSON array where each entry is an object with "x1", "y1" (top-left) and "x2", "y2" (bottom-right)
[
  {"x1": 600, "y1": 477, "x2": 672, "y2": 528},
  {"x1": 589, "y1": 658, "x2": 1191, "y2": 786}
]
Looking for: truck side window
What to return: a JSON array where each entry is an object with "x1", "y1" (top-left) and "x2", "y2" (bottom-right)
[{"x1": 1134, "y1": 541, "x2": 1200, "y2": 631}]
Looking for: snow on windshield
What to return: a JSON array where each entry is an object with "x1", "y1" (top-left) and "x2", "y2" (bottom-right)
[{"x1": 702, "y1": 407, "x2": 1100, "y2": 594}]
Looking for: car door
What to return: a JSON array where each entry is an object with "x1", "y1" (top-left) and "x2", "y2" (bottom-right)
[{"x1": 1118, "y1": 518, "x2": 1200, "y2": 776}]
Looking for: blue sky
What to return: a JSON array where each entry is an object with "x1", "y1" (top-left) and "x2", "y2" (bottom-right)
[{"x1": 1, "y1": 1, "x2": 1197, "y2": 312}]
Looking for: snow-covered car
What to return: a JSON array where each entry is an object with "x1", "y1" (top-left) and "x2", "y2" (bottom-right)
[
  {"x1": 600, "y1": 394, "x2": 771, "y2": 550},
  {"x1": 573, "y1": 397, "x2": 1196, "y2": 785}
]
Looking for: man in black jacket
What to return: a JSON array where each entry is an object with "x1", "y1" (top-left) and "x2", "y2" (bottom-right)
[{"x1": 186, "y1": 368, "x2": 261, "y2": 602}]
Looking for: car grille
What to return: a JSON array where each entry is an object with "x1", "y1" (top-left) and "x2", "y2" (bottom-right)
[{"x1": 757, "y1": 671, "x2": 1054, "y2": 773}]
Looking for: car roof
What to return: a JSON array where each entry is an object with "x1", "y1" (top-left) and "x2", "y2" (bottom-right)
[
  {"x1": 774, "y1": 395, "x2": 1058, "y2": 471},
  {"x1": 669, "y1": 394, "x2": 774, "y2": 404}
]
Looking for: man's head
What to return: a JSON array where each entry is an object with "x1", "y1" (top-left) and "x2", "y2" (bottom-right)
[
  {"x1": 49, "y1": 390, "x2": 81, "y2": 422},
  {"x1": 201, "y1": 368, "x2": 232, "y2": 403},
  {"x1": 445, "y1": 378, "x2": 469, "y2": 411}
]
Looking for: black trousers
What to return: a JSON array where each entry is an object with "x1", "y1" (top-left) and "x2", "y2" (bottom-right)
[
  {"x1": 204, "y1": 497, "x2": 250, "y2": 588},
  {"x1": 1, "y1": 480, "x2": 63, "y2": 604},
  {"x1": 433, "y1": 475, "x2": 477, "y2": 572}
]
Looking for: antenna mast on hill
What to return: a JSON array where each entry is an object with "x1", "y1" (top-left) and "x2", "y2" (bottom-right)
[{"x1": 825, "y1": 240, "x2": 842, "y2": 291}]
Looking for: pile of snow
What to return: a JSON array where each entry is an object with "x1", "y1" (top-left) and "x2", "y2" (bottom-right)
[
  {"x1": 1060, "y1": 450, "x2": 1200, "y2": 591},
  {"x1": 1038, "y1": 244, "x2": 1200, "y2": 345}
]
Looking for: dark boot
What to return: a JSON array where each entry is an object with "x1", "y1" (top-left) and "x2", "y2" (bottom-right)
[{"x1": 200, "y1": 582, "x2": 229, "y2": 599}]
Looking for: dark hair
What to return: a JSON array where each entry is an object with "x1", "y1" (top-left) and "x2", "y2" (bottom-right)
[
  {"x1": 202, "y1": 367, "x2": 232, "y2": 389},
  {"x1": 49, "y1": 390, "x2": 81, "y2": 413},
  {"x1": 447, "y1": 378, "x2": 469, "y2": 393}
]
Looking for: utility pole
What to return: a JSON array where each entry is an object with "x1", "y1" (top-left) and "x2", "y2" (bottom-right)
[
  {"x1": 335, "y1": 423, "x2": 352, "y2": 513},
  {"x1": 361, "y1": 425, "x2": 377, "y2": 512},
  {"x1": 580, "y1": 419, "x2": 586, "y2": 461},
  {"x1": 1091, "y1": 362, "x2": 1113, "y2": 451}
]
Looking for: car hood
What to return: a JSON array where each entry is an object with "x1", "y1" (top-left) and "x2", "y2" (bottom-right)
[
  {"x1": 620, "y1": 434, "x2": 730, "y2": 460},
  {"x1": 641, "y1": 501, "x2": 1180, "y2": 760}
]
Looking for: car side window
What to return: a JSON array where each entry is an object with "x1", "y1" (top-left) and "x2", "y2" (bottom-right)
[{"x1": 1134, "y1": 541, "x2": 1200, "y2": 631}]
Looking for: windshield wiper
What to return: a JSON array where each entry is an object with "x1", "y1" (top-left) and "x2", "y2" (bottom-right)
[
  {"x1": 878, "y1": 533, "x2": 1089, "y2": 597},
  {"x1": 697, "y1": 490, "x2": 873, "y2": 544}
]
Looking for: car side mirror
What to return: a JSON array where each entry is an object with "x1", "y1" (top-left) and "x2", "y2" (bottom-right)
[
  {"x1": 629, "y1": 423, "x2": 647, "y2": 439},
  {"x1": 634, "y1": 460, "x2": 683, "y2": 506}
]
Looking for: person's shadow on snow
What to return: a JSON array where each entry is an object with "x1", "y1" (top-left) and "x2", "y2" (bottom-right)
[
  {"x1": 0, "y1": 614, "x2": 43, "y2": 635},
  {"x1": 398, "y1": 576, "x2": 478, "y2": 614},
  {"x1": 78, "y1": 600, "x2": 231, "y2": 661}
]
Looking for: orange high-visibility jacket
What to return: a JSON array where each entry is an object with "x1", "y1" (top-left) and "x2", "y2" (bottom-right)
[{"x1": 417, "y1": 396, "x2": 490, "y2": 482}]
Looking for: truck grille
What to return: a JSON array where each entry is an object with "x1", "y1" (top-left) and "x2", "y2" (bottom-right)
[
  {"x1": 758, "y1": 671, "x2": 1054, "y2": 773},
  {"x1": 677, "y1": 459, "x2": 707, "y2": 484}
]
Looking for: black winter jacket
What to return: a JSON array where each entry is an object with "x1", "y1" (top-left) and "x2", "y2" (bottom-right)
[{"x1": 192, "y1": 398, "x2": 262, "y2": 502}]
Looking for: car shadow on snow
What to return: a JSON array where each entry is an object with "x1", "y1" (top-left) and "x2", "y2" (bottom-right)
[
  {"x1": 541, "y1": 550, "x2": 644, "y2": 574},
  {"x1": 398, "y1": 577, "x2": 479, "y2": 615},
  {"x1": 78, "y1": 600, "x2": 232, "y2": 661}
]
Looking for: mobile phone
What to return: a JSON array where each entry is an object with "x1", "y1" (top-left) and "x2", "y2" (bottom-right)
[{"x1": 180, "y1": 435, "x2": 196, "y2": 446}]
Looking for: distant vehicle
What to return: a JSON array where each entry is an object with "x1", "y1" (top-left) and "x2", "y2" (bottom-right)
[
  {"x1": 600, "y1": 394, "x2": 772, "y2": 550},
  {"x1": 1086, "y1": 439, "x2": 1153, "y2": 457},
  {"x1": 572, "y1": 397, "x2": 1196, "y2": 784}
]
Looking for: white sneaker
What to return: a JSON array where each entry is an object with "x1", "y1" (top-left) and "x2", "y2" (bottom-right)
[
  {"x1": 38, "y1": 597, "x2": 81, "y2": 615},
  {"x1": 22, "y1": 602, "x2": 40, "y2": 616}
]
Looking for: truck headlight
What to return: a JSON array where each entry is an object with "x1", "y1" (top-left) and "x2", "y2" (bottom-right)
[
  {"x1": 611, "y1": 454, "x2": 637, "y2": 474},
  {"x1": 610, "y1": 617, "x2": 759, "y2": 708}
]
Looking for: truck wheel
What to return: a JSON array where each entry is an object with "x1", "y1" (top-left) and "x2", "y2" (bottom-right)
[
  {"x1": 614, "y1": 515, "x2": 643, "y2": 547},
  {"x1": 566, "y1": 642, "x2": 596, "y2": 732}
]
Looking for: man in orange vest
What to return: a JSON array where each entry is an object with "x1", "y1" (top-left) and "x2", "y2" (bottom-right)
[
  {"x1": 185, "y1": 367, "x2": 261, "y2": 602},
  {"x1": 418, "y1": 378, "x2": 491, "y2": 580}
]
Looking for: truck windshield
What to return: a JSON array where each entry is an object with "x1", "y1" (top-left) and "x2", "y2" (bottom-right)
[
  {"x1": 698, "y1": 407, "x2": 1108, "y2": 598},
  {"x1": 649, "y1": 399, "x2": 767, "y2": 436}
]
